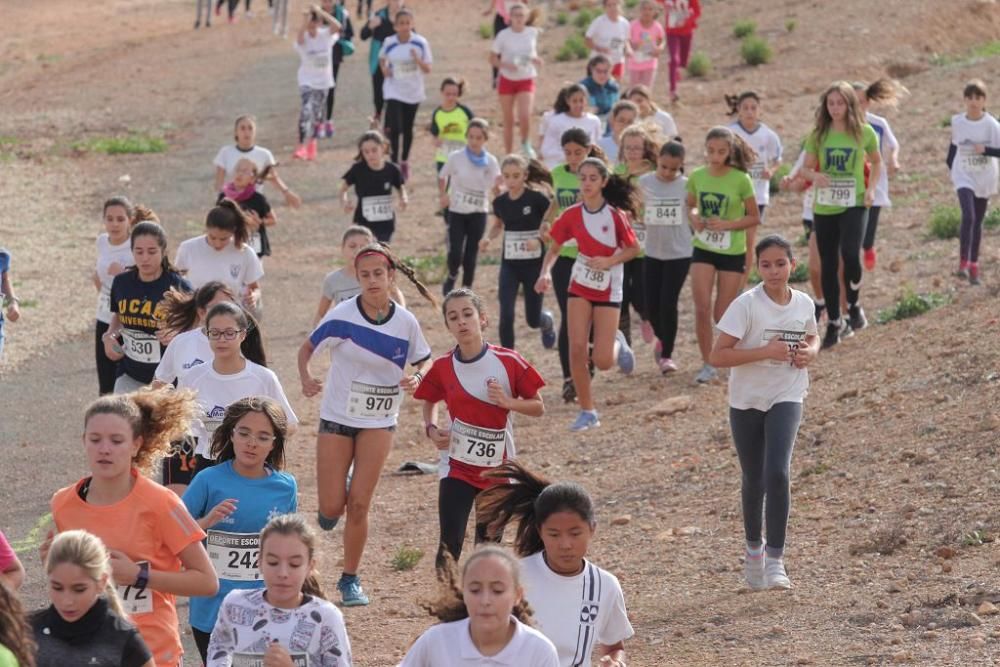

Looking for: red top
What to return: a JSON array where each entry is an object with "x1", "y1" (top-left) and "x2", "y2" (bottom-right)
[
  {"x1": 549, "y1": 202, "x2": 638, "y2": 303},
  {"x1": 661, "y1": 0, "x2": 701, "y2": 36}
]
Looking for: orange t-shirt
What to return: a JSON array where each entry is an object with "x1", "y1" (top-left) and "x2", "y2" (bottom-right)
[{"x1": 51, "y1": 469, "x2": 206, "y2": 667}]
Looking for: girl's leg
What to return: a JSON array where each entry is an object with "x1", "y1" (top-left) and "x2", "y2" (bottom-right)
[
  {"x1": 762, "y1": 401, "x2": 803, "y2": 556},
  {"x1": 628, "y1": 68, "x2": 654, "y2": 88},
  {"x1": 812, "y1": 213, "x2": 843, "y2": 322},
  {"x1": 659, "y1": 257, "x2": 690, "y2": 358},
  {"x1": 807, "y1": 227, "x2": 823, "y2": 305},
  {"x1": 567, "y1": 297, "x2": 597, "y2": 410},
  {"x1": 862, "y1": 206, "x2": 880, "y2": 252},
  {"x1": 970, "y1": 195, "x2": 989, "y2": 264},
  {"x1": 590, "y1": 302, "x2": 621, "y2": 371},
  {"x1": 444, "y1": 212, "x2": 468, "y2": 293},
  {"x1": 515, "y1": 90, "x2": 534, "y2": 145},
  {"x1": 372, "y1": 69, "x2": 386, "y2": 121},
  {"x1": 837, "y1": 207, "x2": 866, "y2": 310},
  {"x1": 436, "y1": 477, "x2": 479, "y2": 570},
  {"x1": 297, "y1": 87, "x2": 312, "y2": 144},
  {"x1": 227, "y1": 0, "x2": 239, "y2": 19},
  {"x1": 666, "y1": 34, "x2": 682, "y2": 96},
  {"x1": 384, "y1": 99, "x2": 402, "y2": 162},
  {"x1": 957, "y1": 187, "x2": 976, "y2": 267},
  {"x1": 192, "y1": 627, "x2": 212, "y2": 664},
  {"x1": 342, "y1": 428, "x2": 394, "y2": 574},
  {"x1": 491, "y1": 13, "x2": 507, "y2": 88},
  {"x1": 498, "y1": 261, "x2": 519, "y2": 348},
  {"x1": 679, "y1": 33, "x2": 693, "y2": 67},
  {"x1": 644, "y1": 256, "x2": 665, "y2": 342},
  {"x1": 689, "y1": 262, "x2": 716, "y2": 363},
  {"x1": 552, "y1": 256, "x2": 574, "y2": 380},
  {"x1": 95, "y1": 320, "x2": 116, "y2": 395},
  {"x1": 461, "y1": 214, "x2": 487, "y2": 287},
  {"x1": 499, "y1": 94, "x2": 515, "y2": 154},
  {"x1": 521, "y1": 259, "x2": 545, "y2": 329},
  {"x1": 315, "y1": 431, "x2": 355, "y2": 524},
  {"x1": 729, "y1": 407, "x2": 767, "y2": 547},
  {"x1": 400, "y1": 102, "x2": 419, "y2": 162},
  {"x1": 617, "y1": 259, "x2": 636, "y2": 345},
  {"x1": 713, "y1": 269, "x2": 744, "y2": 324}
]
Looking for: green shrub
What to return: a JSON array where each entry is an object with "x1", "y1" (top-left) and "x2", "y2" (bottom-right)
[
  {"x1": 769, "y1": 163, "x2": 791, "y2": 194},
  {"x1": 401, "y1": 253, "x2": 448, "y2": 284},
  {"x1": 741, "y1": 36, "x2": 772, "y2": 66},
  {"x1": 926, "y1": 206, "x2": 961, "y2": 239},
  {"x1": 391, "y1": 546, "x2": 423, "y2": 572},
  {"x1": 876, "y1": 290, "x2": 948, "y2": 324},
  {"x1": 625, "y1": 0, "x2": 640, "y2": 8},
  {"x1": 748, "y1": 262, "x2": 810, "y2": 285},
  {"x1": 685, "y1": 51, "x2": 711, "y2": 78},
  {"x1": 732, "y1": 20, "x2": 756, "y2": 39},
  {"x1": 556, "y1": 11, "x2": 569, "y2": 25},
  {"x1": 785, "y1": 19, "x2": 797, "y2": 32},
  {"x1": 556, "y1": 33, "x2": 589, "y2": 61},
  {"x1": 478, "y1": 23, "x2": 493, "y2": 39},
  {"x1": 984, "y1": 208, "x2": 1000, "y2": 230},
  {"x1": 574, "y1": 8, "x2": 598, "y2": 29},
  {"x1": 74, "y1": 134, "x2": 167, "y2": 155}
]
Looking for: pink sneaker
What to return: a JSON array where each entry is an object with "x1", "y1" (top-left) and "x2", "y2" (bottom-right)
[
  {"x1": 306, "y1": 139, "x2": 318, "y2": 161},
  {"x1": 658, "y1": 357, "x2": 678, "y2": 374},
  {"x1": 292, "y1": 144, "x2": 308, "y2": 160},
  {"x1": 640, "y1": 319, "x2": 654, "y2": 344},
  {"x1": 323, "y1": 121, "x2": 335, "y2": 138}
]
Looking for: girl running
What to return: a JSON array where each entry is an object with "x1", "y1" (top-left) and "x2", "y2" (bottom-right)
[
  {"x1": 430, "y1": 78, "x2": 475, "y2": 173},
  {"x1": 293, "y1": 5, "x2": 341, "y2": 161},
  {"x1": 625, "y1": 84, "x2": 678, "y2": 141},
  {"x1": 686, "y1": 126, "x2": 759, "y2": 384},
  {"x1": 580, "y1": 55, "x2": 620, "y2": 129},
  {"x1": 947, "y1": 79, "x2": 1000, "y2": 285},
  {"x1": 321, "y1": 0, "x2": 354, "y2": 138},
  {"x1": 627, "y1": 0, "x2": 665, "y2": 88},
  {"x1": 360, "y1": 0, "x2": 401, "y2": 130},
  {"x1": 439, "y1": 118, "x2": 502, "y2": 294},
  {"x1": 641, "y1": 140, "x2": 691, "y2": 373},
  {"x1": 153, "y1": 282, "x2": 235, "y2": 387},
  {"x1": 195, "y1": 0, "x2": 212, "y2": 28},
  {"x1": 379, "y1": 7, "x2": 432, "y2": 180},
  {"x1": 597, "y1": 99, "x2": 639, "y2": 161},
  {"x1": 781, "y1": 145, "x2": 826, "y2": 322},
  {"x1": 480, "y1": 154, "x2": 556, "y2": 350},
  {"x1": 478, "y1": 462, "x2": 634, "y2": 666},
  {"x1": 182, "y1": 397, "x2": 298, "y2": 663},
  {"x1": 801, "y1": 81, "x2": 880, "y2": 347},
  {"x1": 538, "y1": 83, "x2": 602, "y2": 168},
  {"x1": 415, "y1": 289, "x2": 545, "y2": 570},
  {"x1": 584, "y1": 0, "x2": 631, "y2": 80},
  {"x1": 400, "y1": 546, "x2": 559, "y2": 666},
  {"x1": 297, "y1": 244, "x2": 434, "y2": 606},
  {"x1": 103, "y1": 222, "x2": 192, "y2": 394},
  {"x1": 485, "y1": 0, "x2": 512, "y2": 88},
  {"x1": 50, "y1": 389, "x2": 218, "y2": 667},
  {"x1": 663, "y1": 0, "x2": 700, "y2": 103},
  {"x1": 207, "y1": 514, "x2": 352, "y2": 665},
  {"x1": 709, "y1": 234, "x2": 819, "y2": 590},
  {"x1": 535, "y1": 158, "x2": 640, "y2": 432},
  {"x1": 219, "y1": 158, "x2": 277, "y2": 259},
  {"x1": 32, "y1": 530, "x2": 153, "y2": 667},
  {"x1": 491, "y1": 2, "x2": 542, "y2": 157},
  {"x1": 213, "y1": 115, "x2": 301, "y2": 209},
  {"x1": 341, "y1": 130, "x2": 407, "y2": 243}
]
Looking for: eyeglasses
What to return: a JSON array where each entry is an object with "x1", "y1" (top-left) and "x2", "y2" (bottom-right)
[
  {"x1": 205, "y1": 328, "x2": 245, "y2": 341},
  {"x1": 233, "y1": 428, "x2": 276, "y2": 446}
]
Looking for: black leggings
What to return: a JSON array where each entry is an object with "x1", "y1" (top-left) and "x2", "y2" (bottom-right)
[
  {"x1": 490, "y1": 13, "x2": 508, "y2": 88},
  {"x1": 643, "y1": 256, "x2": 690, "y2": 359},
  {"x1": 498, "y1": 258, "x2": 545, "y2": 348},
  {"x1": 446, "y1": 211, "x2": 487, "y2": 288},
  {"x1": 385, "y1": 99, "x2": 419, "y2": 163},
  {"x1": 193, "y1": 627, "x2": 211, "y2": 664},
  {"x1": 552, "y1": 255, "x2": 575, "y2": 379},
  {"x1": 95, "y1": 320, "x2": 117, "y2": 395},
  {"x1": 813, "y1": 207, "x2": 866, "y2": 322},
  {"x1": 325, "y1": 59, "x2": 343, "y2": 121},
  {"x1": 372, "y1": 68, "x2": 386, "y2": 119},
  {"x1": 216, "y1": 0, "x2": 239, "y2": 17},
  {"x1": 437, "y1": 477, "x2": 500, "y2": 570},
  {"x1": 862, "y1": 206, "x2": 880, "y2": 251},
  {"x1": 618, "y1": 257, "x2": 646, "y2": 346}
]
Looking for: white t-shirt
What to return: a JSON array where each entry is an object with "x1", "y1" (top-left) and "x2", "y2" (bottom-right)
[
  {"x1": 154, "y1": 328, "x2": 213, "y2": 384},
  {"x1": 95, "y1": 233, "x2": 134, "y2": 324},
  {"x1": 950, "y1": 112, "x2": 1000, "y2": 197},
  {"x1": 179, "y1": 359, "x2": 299, "y2": 457},
  {"x1": 717, "y1": 284, "x2": 818, "y2": 411},
  {"x1": 440, "y1": 149, "x2": 502, "y2": 214},
  {"x1": 585, "y1": 14, "x2": 630, "y2": 66},
  {"x1": 538, "y1": 111, "x2": 603, "y2": 168},
  {"x1": 728, "y1": 121, "x2": 782, "y2": 205},
  {"x1": 309, "y1": 297, "x2": 431, "y2": 429},
  {"x1": 866, "y1": 112, "x2": 898, "y2": 207},
  {"x1": 380, "y1": 34, "x2": 433, "y2": 104},
  {"x1": 174, "y1": 236, "x2": 264, "y2": 295},
  {"x1": 645, "y1": 109, "x2": 678, "y2": 142},
  {"x1": 213, "y1": 145, "x2": 277, "y2": 184},
  {"x1": 519, "y1": 552, "x2": 634, "y2": 667},
  {"x1": 296, "y1": 26, "x2": 337, "y2": 89},
  {"x1": 400, "y1": 617, "x2": 559, "y2": 667},
  {"x1": 491, "y1": 26, "x2": 539, "y2": 81}
]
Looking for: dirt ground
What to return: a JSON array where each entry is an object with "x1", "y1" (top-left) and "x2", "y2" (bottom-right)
[{"x1": 3, "y1": 0, "x2": 1000, "y2": 665}]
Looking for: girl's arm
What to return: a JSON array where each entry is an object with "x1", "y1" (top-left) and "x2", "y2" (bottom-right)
[
  {"x1": 313, "y1": 296, "x2": 333, "y2": 328},
  {"x1": 339, "y1": 180, "x2": 355, "y2": 213},
  {"x1": 243, "y1": 281, "x2": 261, "y2": 309},
  {"x1": 438, "y1": 173, "x2": 450, "y2": 210},
  {"x1": 865, "y1": 148, "x2": 882, "y2": 208},
  {"x1": 792, "y1": 334, "x2": 820, "y2": 369},
  {"x1": 483, "y1": 0, "x2": 498, "y2": 16},
  {"x1": 214, "y1": 166, "x2": 226, "y2": 193},
  {"x1": 800, "y1": 152, "x2": 829, "y2": 187},
  {"x1": 534, "y1": 243, "x2": 562, "y2": 293},
  {"x1": 313, "y1": 5, "x2": 342, "y2": 32},
  {"x1": 262, "y1": 210, "x2": 277, "y2": 228},
  {"x1": 400, "y1": 357, "x2": 433, "y2": 394},
  {"x1": 708, "y1": 196, "x2": 760, "y2": 232},
  {"x1": 102, "y1": 313, "x2": 124, "y2": 361},
  {"x1": 709, "y1": 331, "x2": 792, "y2": 368},
  {"x1": 0, "y1": 553, "x2": 25, "y2": 591},
  {"x1": 686, "y1": 192, "x2": 706, "y2": 232},
  {"x1": 588, "y1": 239, "x2": 639, "y2": 270},
  {"x1": 297, "y1": 12, "x2": 310, "y2": 45},
  {"x1": 421, "y1": 401, "x2": 450, "y2": 449},
  {"x1": 479, "y1": 215, "x2": 505, "y2": 251},
  {"x1": 398, "y1": 183, "x2": 409, "y2": 211},
  {"x1": 487, "y1": 387, "x2": 544, "y2": 417},
  {"x1": 92, "y1": 270, "x2": 102, "y2": 292},
  {"x1": 298, "y1": 339, "x2": 322, "y2": 397},
  {"x1": 379, "y1": 55, "x2": 391, "y2": 77},
  {"x1": 110, "y1": 542, "x2": 218, "y2": 597},
  {"x1": 597, "y1": 642, "x2": 627, "y2": 667}
]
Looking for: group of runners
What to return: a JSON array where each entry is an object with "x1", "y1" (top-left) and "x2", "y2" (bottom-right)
[{"x1": 1, "y1": 0, "x2": 1000, "y2": 665}]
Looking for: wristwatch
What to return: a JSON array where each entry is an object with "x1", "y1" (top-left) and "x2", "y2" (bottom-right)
[{"x1": 134, "y1": 561, "x2": 150, "y2": 589}]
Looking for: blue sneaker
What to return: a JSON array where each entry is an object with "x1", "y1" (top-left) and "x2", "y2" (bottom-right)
[
  {"x1": 337, "y1": 574, "x2": 370, "y2": 607},
  {"x1": 615, "y1": 329, "x2": 635, "y2": 375},
  {"x1": 569, "y1": 410, "x2": 600, "y2": 432},
  {"x1": 540, "y1": 310, "x2": 556, "y2": 349}
]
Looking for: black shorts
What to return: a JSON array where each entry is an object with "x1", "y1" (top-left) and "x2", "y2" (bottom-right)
[
  {"x1": 691, "y1": 247, "x2": 746, "y2": 274},
  {"x1": 162, "y1": 438, "x2": 214, "y2": 486},
  {"x1": 567, "y1": 294, "x2": 620, "y2": 308},
  {"x1": 318, "y1": 418, "x2": 396, "y2": 439}
]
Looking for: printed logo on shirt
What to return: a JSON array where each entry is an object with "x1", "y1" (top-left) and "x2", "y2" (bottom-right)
[
  {"x1": 824, "y1": 147, "x2": 856, "y2": 173},
  {"x1": 384, "y1": 182, "x2": 391, "y2": 191},
  {"x1": 699, "y1": 192, "x2": 728, "y2": 218},
  {"x1": 556, "y1": 187, "x2": 580, "y2": 210},
  {"x1": 580, "y1": 603, "x2": 600, "y2": 624},
  {"x1": 392, "y1": 347, "x2": 405, "y2": 362},
  {"x1": 183, "y1": 358, "x2": 206, "y2": 370},
  {"x1": 230, "y1": 264, "x2": 241, "y2": 279},
  {"x1": 522, "y1": 205, "x2": 532, "y2": 215},
  {"x1": 116, "y1": 298, "x2": 166, "y2": 329},
  {"x1": 209, "y1": 406, "x2": 227, "y2": 420}
]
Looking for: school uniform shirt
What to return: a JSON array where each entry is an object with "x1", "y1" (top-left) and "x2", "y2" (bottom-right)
[
  {"x1": 213, "y1": 145, "x2": 277, "y2": 184},
  {"x1": 296, "y1": 26, "x2": 337, "y2": 90},
  {"x1": 32, "y1": 597, "x2": 153, "y2": 667},
  {"x1": 492, "y1": 189, "x2": 551, "y2": 262},
  {"x1": 154, "y1": 328, "x2": 213, "y2": 385},
  {"x1": 414, "y1": 344, "x2": 545, "y2": 490},
  {"x1": 866, "y1": 112, "x2": 899, "y2": 207},
  {"x1": 519, "y1": 552, "x2": 634, "y2": 667},
  {"x1": 728, "y1": 121, "x2": 783, "y2": 206},
  {"x1": 182, "y1": 461, "x2": 298, "y2": 633},
  {"x1": 949, "y1": 111, "x2": 1000, "y2": 198},
  {"x1": 380, "y1": 33, "x2": 433, "y2": 104},
  {"x1": 309, "y1": 297, "x2": 431, "y2": 429},
  {"x1": 110, "y1": 269, "x2": 192, "y2": 384},
  {"x1": 430, "y1": 103, "x2": 475, "y2": 165},
  {"x1": 585, "y1": 14, "x2": 630, "y2": 66},
  {"x1": 717, "y1": 283, "x2": 818, "y2": 411},
  {"x1": 95, "y1": 233, "x2": 134, "y2": 324},
  {"x1": 579, "y1": 76, "x2": 620, "y2": 121},
  {"x1": 597, "y1": 135, "x2": 619, "y2": 162},
  {"x1": 686, "y1": 166, "x2": 755, "y2": 256},
  {"x1": 343, "y1": 160, "x2": 404, "y2": 223},
  {"x1": 549, "y1": 202, "x2": 637, "y2": 303},
  {"x1": 174, "y1": 235, "x2": 265, "y2": 295},
  {"x1": 322, "y1": 268, "x2": 362, "y2": 306},
  {"x1": 804, "y1": 124, "x2": 879, "y2": 215},
  {"x1": 663, "y1": 0, "x2": 701, "y2": 35},
  {"x1": 628, "y1": 18, "x2": 665, "y2": 71},
  {"x1": 639, "y1": 172, "x2": 691, "y2": 261},
  {"x1": 440, "y1": 149, "x2": 502, "y2": 215},
  {"x1": 538, "y1": 111, "x2": 602, "y2": 168},
  {"x1": 178, "y1": 360, "x2": 299, "y2": 458},
  {"x1": 218, "y1": 191, "x2": 273, "y2": 257},
  {"x1": 645, "y1": 109, "x2": 678, "y2": 140},
  {"x1": 52, "y1": 469, "x2": 206, "y2": 667},
  {"x1": 400, "y1": 617, "x2": 559, "y2": 667},
  {"x1": 207, "y1": 589, "x2": 352, "y2": 667},
  {"x1": 491, "y1": 25, "x2": 540, "y2": 81}
]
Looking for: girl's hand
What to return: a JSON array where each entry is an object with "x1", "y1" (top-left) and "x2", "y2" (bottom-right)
[
  {"x1": 400, "y1": 374, "x2": 422, "y2": 394},
  {"x1": 283, "y1": 190, "x2": 303, "y2": 209},
  {"x1": 245, "y1": 210, "x2": 263, "y2": 232},
  {"x1": 587, "y1": 256, "x2": 613, "y2": 271},
  {"x1": 427, "y1": 425, "x2": 451, "y2": 450},
  {"x1": 108, "y1": 550, "x2": 140, "y2": 586},
  {"x1": 368, "y1": 15, "x2": 382, "y2": 29},
  {"x1": 263, "y1": 642, "x2": 295, "y2": 667},
  {"x1": 792, "y1": 341, "x2": 817, "y2": 369},
  {"x1": 398, "y1": 198, "x2": 408, "y2": 212},
  {"x1": 761, "y1": 167, "x2": 773, "y2": 180},
  {"x1": 500, "y1": 61, "x2": 517, "y2": 73},
  {"x1": 478, "y1": 237, "x2": 491, "y2": 252},
  {"x1": 888, "y1": 162, "x2": 900, "y2": 177},
  {"x1": 439, "y1": 193, "x2": 450, "y2": 210},
  {"x1": 764, "y1": 338, "x2": 793, "y2": 363},
  {"x1": 974, "y1": 144, "x2": 987, "y2": 155},
  {"x1": 864, "y1": 188, "x2": 875, "y2": 208},
  {"x1": 5, "y1": 302, "x2": 19, "y2": 322},
  {"x1": 531, "y1": 56, "x2": 544, "y2": 66},
  {"x1": 243, "y1": 289, "x2": 259, "y2": 309},
  {"x1": 301, "y1": 375, "x2": 323, "y2": 397},
  {"x1": 534, "y1": 273, "x2": 552, "y2": 294},
  {"x1": 598, "y1": 657, "x2": 626, "y2": 667},
  {"x1": 204, "y1": 499, "x2": 238, "y2": 529},
  {"x1": 108, "y1": 261, "x2": 124, "y2": 277},
  {"x1": 689, "y1": 212, "x2": 704, "y2": 232},
  {"x1": 410, "y1": 48, "x2": 424, "y2": 64},
  {"x1": 811, "y1": 172, "x2": 831, "y2": 188},
  {"x1": 103, "y1": 332, "x2": 124, "y2": 361},
  {"x1": 705, "y1": 217, "x2": 728, "y2": 232},
  {"x1": 155, "y1": 326, "x2": 176, "y2": 348},
  {"x1": 342, "y1": 197, "x2": 355, "y2": 214},
  {"x1": 486, "y1": 380, "x2": 512, "y2": 409}
]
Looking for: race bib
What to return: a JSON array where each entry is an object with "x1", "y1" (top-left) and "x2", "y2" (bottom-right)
[
  {"x1": 962, "y1": 154, "x2": 990, "y2": 173},
  {"x1": 449, "y1": 419, "x2": 505, "y2": 467},
  {"x1": 310, "y1": 54, "x2": 328, "y2": 69},
  {"x1": 668, "y1": 8, "x2": 689, "y2": 29},
  {"x1": 117, "y1": 563, "x2": 153, "y2": 616},
  {"x1": 748, "y1": 162, "x2": 766, "y2": 182},
  {"x1": 394, "y1": 59, "x2": 419, "y2": 79},
  {"x1": 633, "y1": 223, "x2": 647, "y2": 252},
  {"x1": 513, "y1": 53, "x2": 533, "y2": 69},
  {"x1": 504, "y1": 230, "x2": 543, "y2": 260},
  {"x1": 571, "y1": 254, "x2": 612, "y2": 291},
  {"x1": 609, "y1": 37, "x2": 624, "y2": 51},
  {"x1": 697, "y1": 229, "x2": 731, "y2": 251},
  {"x1": 644, "y1": 198, "x2": 682, "y2": 226},
  {"x1": 362, "y1": 195, "x2": 394, "y2": 222},
  {"x1": 121, "y1": 329, "x2": 160, "y2": 364},
  {"x1": 451, "y1": 187, "x2": 486, "y2": 211},
  {"x1": 249, "y1": 232, "x2": 263, "y2": 255},
  {"x1": 346, "y1": 381, "x2": 401, "y2": 420},
  {"x1": 233, "y1": 653, "x2": 308, "y2": 667},
  {"x1": 207, "y1": 531, "x2": 261, "y2": 582},
  {"x1": 816, "y1": 177, "x2": 856, "y2": 208},
  {"x1": 97, "y1": 290, "x2": 112, "y2": 319},
  {"x1": 763, "y1": 328, "x2": 807, "y2": 367}
]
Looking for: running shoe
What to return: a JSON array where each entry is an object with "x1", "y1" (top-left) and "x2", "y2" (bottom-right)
[
  {"x1": 400, "y1": 161, "x2": 411, "y2": 181},
  {"x1": 969, "y1": 264, "x2": 981, "y2": 286},
  {"x1": 323, "y1": 121, "x2": 335, "y2": 138},
  {"x1": 848, "y1": 304, "x2": 867, "y2": 332},
  {"x1": 337, "y1": 575, "x2": 370, "y2": 607},
  {"x1": 317, "y1": 512, "x2": 340, "y2": 531},
  {"x1": 569, "y1": 410, "x2": 600, "y2": 432},
  {"x1": 561, "y1": 379, "x2": 577, "y2": 403},
  {"x1": 955, "y1": 266, "x2": 970, "y2": 280},
  {"x1": 292, "y1": 144, "x2": 309, "y2": 160},
  {"x1": 521, "y1": 141, "x2": 537, "y2": 160},
  {"x1": 764, "y1": 558, "x2": 792, "y2": 589},
  {"x1": 368, "y1": 115, "x2": 381, "y2": 130},
  {"x1": 194, "y1": 20, "x2": 201, "y2": 28},
  {"x1": 640, "y1": 319, "x2": 655, "y2": 344},
  {"x1": 653, "y1": 339, "x2": 663, "y2": 362},
  {"x1": 658, "y1": 357, "x2": 678, "y2": 374},
  {"x1": 228, "y1": 14, "x2": 237, "y2": 24},
  {"x1": 306, "y1": 139, "x2": 318, "y2": 161},
  {"x1": 744, "y1": 547, "x2": 766, "y2": 591},
  {"x1": 694, "y1": 363, "x2": 717, "y2": 384},
  {"x1": 615, "y1": 329, "x2": 635, "y2": 375},
  {"x1": 863, "y1": 247, "x2": 877, "y2": 272},
  {"x1": 539, "y1": 310, "x2": 556, "y2": 349},
  {"x1": 441, "y1": 275, "x2": 456, "y2": 297},
  {"x1": 821, "y1": 321, "x2": 842, "y2": 350}
]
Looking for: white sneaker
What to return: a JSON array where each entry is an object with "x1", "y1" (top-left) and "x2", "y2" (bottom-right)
[
  {"x1": 744, "y1": 548, "x2": 766, "y2": 590},
  {"x1": 695, "y1": 363, "x2": 718, "y2": 384},
  {"x1": 764, "y1": 558, "x2": 792, "y2": 589}
]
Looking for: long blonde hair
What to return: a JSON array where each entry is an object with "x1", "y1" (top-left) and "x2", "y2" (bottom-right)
[
  {"x1": 813, "y1": 81, "x2": 866, "y2": 145},
  {"x1": 45, "y1": 530, "x2": 127, "y2": 619}
]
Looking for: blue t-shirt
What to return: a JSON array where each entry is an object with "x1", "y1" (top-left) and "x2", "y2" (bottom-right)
[
  {"x1": 0, "y1": 248, "x2": 10, "y2": 275},
  {"x1": 182, "y1": 460, "x2": 298, "y2": 632},
  {"x1": 580, "y1": 76, "x2": 620, "y2": 117}
]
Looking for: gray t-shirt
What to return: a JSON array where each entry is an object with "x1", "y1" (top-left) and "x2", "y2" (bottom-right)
[
  {"x1": 638, "y1": 172, "x2": 692, "y2": 261},
  {"x1": 322, "y1": 269, "x2": 362, "y2": 305}
]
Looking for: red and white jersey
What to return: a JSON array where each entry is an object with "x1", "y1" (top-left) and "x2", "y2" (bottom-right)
[
  {"x1": 414, "y1": 344, "x2": 545, "y2": 489},
  {"x1": 549, "y1": 202, "x2": 637, "y2": 303}
]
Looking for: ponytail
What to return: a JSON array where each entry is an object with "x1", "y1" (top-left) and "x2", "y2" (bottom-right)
[
  {"x1": 478, "y1": 461, "x2": 555, "y2": 556},
  {"x1": 131, "y1": 204, "x2": 159, "y2": 226},
  {"x1": 207, "y1": 199, "x2": 250, "y2": 249},
  {"x1": 354, "y1": 243, "x2": 437, "y2": 307},
  {"x1": 853, "y1": 78, "x2": 909, "y2": 111},
  {"x1": 724, "y1": 90, "x2": 761, "y2": 116},
  {"x1": 160, "y1": 281, "x2": 237, "y2": 336},
  {"x1": 705, "y1": 126, "x2": 757, "y2": 173},
  {"x1": 577, "y1": 158, "x2": 643, "y2": 219},
  {"x1": 500, "y1": 155, "x2": 553, "y2": 191}
]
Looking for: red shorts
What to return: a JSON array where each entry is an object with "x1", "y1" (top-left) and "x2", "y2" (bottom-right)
[
  {"x1": 497, "y1": 76, "x2": 536, "y2": 95},
  {"x1": 612, "y1": 62, "x2": 624, "y2": 79}
]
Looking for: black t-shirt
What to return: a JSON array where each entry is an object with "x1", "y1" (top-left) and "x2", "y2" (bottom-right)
[
  {"x1": 31, "y1": 597, "x2": 153, "y2": 667},
  {"x1": 492, "y1": 189, "x2": 552, "y2": 261},
  {"x1": 218, "y1": 191, "x2": 273, "y2": 257},
  {"x1": 343, "y1": 160, "x2": 404, "y2": 225},
  {"x1": 110, "y1": 268, "x2": 191, "y2": 383}
]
